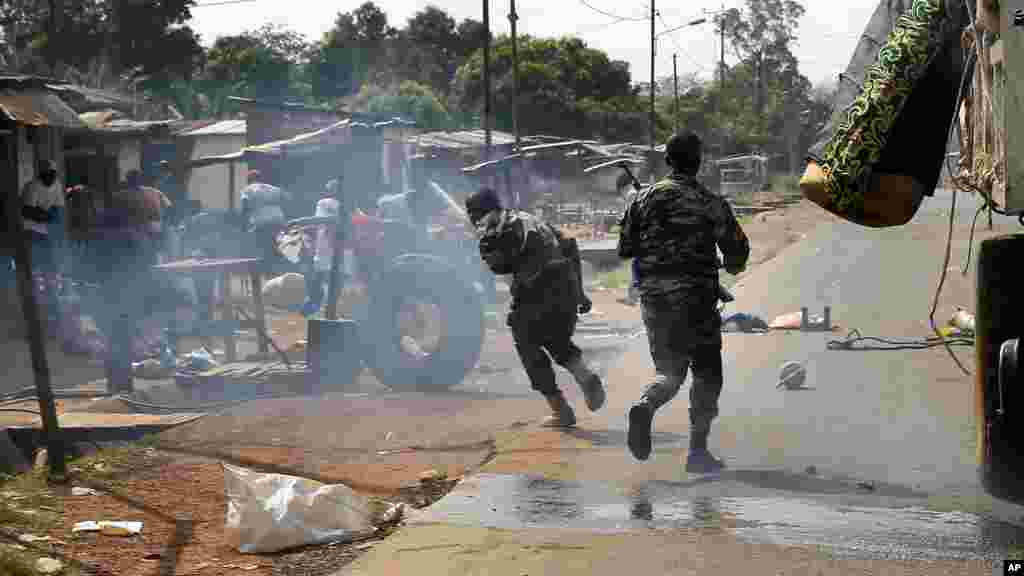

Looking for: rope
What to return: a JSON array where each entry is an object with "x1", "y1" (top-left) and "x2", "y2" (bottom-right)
[{"x1": 827, "y1": 329, "x2": 973, "y2": 351}]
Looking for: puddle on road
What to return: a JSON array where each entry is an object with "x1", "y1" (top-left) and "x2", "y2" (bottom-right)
[{"x1": 414, "y1": 473, "x2": 1024, "y2": 561}]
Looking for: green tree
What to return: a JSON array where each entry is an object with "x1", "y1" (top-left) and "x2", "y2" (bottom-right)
[
  {"x1": 717, "y1": 0, "x2": 806, "y2": 117},
  {"x1": 193, "y1": 24, "x2": 312, "y2": 113},
  {"x1": 312, "y1": 1, "x2": 397, "y2": 101},
  {"x1": 1, "y1": 0, "x2": 202, "y2": 83},
  {"x1": 453, "y1": 35, "x2": 641, "y2": 140},
  {"x1": 402, "y1": 6, "x2": 460, "y2": 95},
  {"x1": 350, "y1": 81, "x2": 455, "y2": 131}
]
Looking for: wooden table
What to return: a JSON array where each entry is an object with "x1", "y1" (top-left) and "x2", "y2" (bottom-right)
[{"x1": 153, "y1": 257, "x2": 270, "y2": 362}]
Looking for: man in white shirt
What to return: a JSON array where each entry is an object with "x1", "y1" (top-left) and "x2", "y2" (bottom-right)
[
  {"x1": 301, "y1": 180, "x2": 345, "y2": 317},
  {"x1": 20, "y1": 160, "x2": 64, "y2": 324}
]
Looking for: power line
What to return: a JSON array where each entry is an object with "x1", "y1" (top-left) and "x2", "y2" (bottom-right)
[
  {"x1": 578, "y1": 0, "x2": 647, "y2": 22},
  {"x1": 576, "y1": 15, "x2": 644, "y2": 37},
  {"x1": 657, "y1": 12, "x2": 708, "y2": 72},
  {"x1": 193, "y1": 0, "x2": 262, "y2": 7}
]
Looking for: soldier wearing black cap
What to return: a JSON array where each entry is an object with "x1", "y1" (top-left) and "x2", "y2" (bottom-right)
[
  {"x1": 618, "y1": 131, "x2": 750, "y2": 473},
  {"x1": 466, "y1": 187, "x2": 605, "y2": 428}
]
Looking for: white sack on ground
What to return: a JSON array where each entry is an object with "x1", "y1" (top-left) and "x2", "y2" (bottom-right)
[
  {"x1": 222, "y1": 463, "x2": 402, "y2": 554},
  {"x1": 261, "y1": 273, "x2": 307, "y2": 309}
]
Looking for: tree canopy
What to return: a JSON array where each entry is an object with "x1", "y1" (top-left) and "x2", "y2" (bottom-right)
[{"x1": 0, "y1": 0, "x2": 831, "y2": 171}]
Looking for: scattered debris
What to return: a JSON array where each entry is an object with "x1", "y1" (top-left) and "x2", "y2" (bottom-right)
[
  {"x1": 187, "y1": 349, "x2": 218, "y2": 371},
  {"x1": 721, "y1": 313, "x2": 770, "y2": 333},
  {"x1": 34, "y1": 557, "x2": 64, "y2": 575},
  {"x1": 70, "y1": 487, "x2": 99, "y2": 497},
  {"x1": 419, "y1": 470, "x2": 447, "y2": 483},
  {"x1": 950, "y1": 307, "x2": 975, "y2": 335},
  {"x1": 399, "y1": 336, "x2": 429, "y2": 359},
  {"x1": 17, "y1": 534, "x2": 52, "y2": 544},
  {"x1": 777, "y1": 361, "x2": 809, "y2": 390},
  {"x1": 71, "y1": 521, "x2": 142, "y2": 536},
  {"x1": 769, "y1": 309, "x2": 839, "y2": 332},
  {"x1": 132, "y1": 359, "x2": 173, "y2": 380}
]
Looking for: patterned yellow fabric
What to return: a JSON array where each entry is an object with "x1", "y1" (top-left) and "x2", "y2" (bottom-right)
[{"x1": 819, "y1": 0, "x2": 947, "y2": 215}]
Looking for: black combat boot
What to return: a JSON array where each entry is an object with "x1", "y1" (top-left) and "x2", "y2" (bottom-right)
[
  {"x1": 542, "y1": 391, "x2": 577, "y2": 428},
  {"x1": 567, "y1": 358, "x2": 605, "y2": 412},
  {"x1": 685, "y1": 425, "x2": 725, "y2": 474},
  {"x1": 627, "y1": 399, "x2": 655, "y2": 461}
]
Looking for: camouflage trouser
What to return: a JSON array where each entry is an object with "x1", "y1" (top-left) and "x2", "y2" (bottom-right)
[
  {"x1": 639, "y1": 290, "x2": 723, "y2": 435},
  {"x1": 508, "y1": 307, "x2": 582, "y2": 397}
]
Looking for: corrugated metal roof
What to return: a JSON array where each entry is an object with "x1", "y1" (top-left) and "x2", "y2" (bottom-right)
[
  {"x1": 178, "y1": 119, "x2": 246, "y2": 137},
  {"x1": 46, "y1": 83, "x2": 135, "y2": 113},
  {"x1": 78, "y1": 112, "x2": 176, "y2": 135},
  {"x1": 0, "y1": 89, "x2": 87, "y2": 129},
  {"x1": 412, "y1": 129, "x2": 519, "y2": 150}
]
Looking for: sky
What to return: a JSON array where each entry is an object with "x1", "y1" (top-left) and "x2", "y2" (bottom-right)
[{"x1": 187, "y1": 0, "x2": 880, "y2": 89}]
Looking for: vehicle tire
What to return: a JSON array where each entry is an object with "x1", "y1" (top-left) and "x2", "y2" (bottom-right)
[
  {"x1": 363, "y1": 254, "x2": 485, "y2": 391},
  {"x1": 976, "y1": 233, "x2": 1024, "y2": 504}
]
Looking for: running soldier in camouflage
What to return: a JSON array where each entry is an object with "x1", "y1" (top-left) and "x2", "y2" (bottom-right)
[
  {"x1": 466, "y1": 187, "x2": 605, "y2": 428},
  {"x1": 618, "y1": 131, "x2": 750, "y2": 473}
]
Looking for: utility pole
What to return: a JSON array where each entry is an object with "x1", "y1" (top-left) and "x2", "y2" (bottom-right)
[
  {"x1": 649, "y1": 0, "x2": 656, "y2": 184},
  {"x1": 509, "y1": 0, "x2": 521, "y2": 154},
  {"x1": 719, "y1": 4, "x2": 726, "y2": 89},
  {"x1": 673, "y1": 53, "x2": 679, "y2": 132},
  {"x1": 3, "y1": 137, "x2": 64, "y2": 480},
  {"x1": 482, "y1": 0, "x2": 492, "y2": 158},
  {"x1": 47, "y1": 0, "x2": 61, "y2": 72},
  {"x1": 109, "y1": 0, "x2": 124, "y2": 80}
]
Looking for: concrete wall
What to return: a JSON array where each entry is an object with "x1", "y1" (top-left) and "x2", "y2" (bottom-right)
[{"x1": 186, "y1": 134, "x2": 248, "y2": 212}]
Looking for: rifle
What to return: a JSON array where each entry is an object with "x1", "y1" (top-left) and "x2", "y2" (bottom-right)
[{"x1": 584, "y1": 158, "x2": 736, "y2": 306}]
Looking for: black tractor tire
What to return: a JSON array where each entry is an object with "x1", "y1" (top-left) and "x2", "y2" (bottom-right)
[
  {"x1": 976, "y1": 234, "x2": 1024, "y2": 505},
  {"x1": 363, "y1": 254, "x2": 485, "y2": 391}
]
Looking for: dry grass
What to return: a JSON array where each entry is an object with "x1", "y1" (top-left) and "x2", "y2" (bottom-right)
[{"x1": 0, "y1": 548, "x2": 36, "y2": 576}]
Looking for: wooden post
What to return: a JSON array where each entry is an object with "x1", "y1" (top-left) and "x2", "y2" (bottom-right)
[
  {"x1": 228, "y1": 160, "x2": 236, "y2": 213},
  {"x1": 3, "y1": 127, "x2": 65, "y2": 480},
  {"x1": 250, "y1": 270, "x2": 268, "y2": 354},
  {"x1": 222, "y1": 269, "x2": 236, "y2": 362},
  {"x1": 483, "y1": 0, "x2": 493, "y2": 159},
  {"x1": 325, "y1": 172, "x2": 346, "y2": 321},
  {"x1": 509, "y1": 0, "x2": 521, "y2": 159}
]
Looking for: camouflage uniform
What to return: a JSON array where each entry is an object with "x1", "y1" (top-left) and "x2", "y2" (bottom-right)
[
  {"x1": 473, "y1": 203, "x2": 603, "y2": 426},
  {"x1": 618, "y1": 169, "x2": 750, "y2": 465}
]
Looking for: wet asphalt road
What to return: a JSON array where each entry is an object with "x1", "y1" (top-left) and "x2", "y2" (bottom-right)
[{"x1": 425, "y1": 190, "x2": 1024, "y2": 564}]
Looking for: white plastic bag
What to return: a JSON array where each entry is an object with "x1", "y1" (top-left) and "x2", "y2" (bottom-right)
[
  {"x1": 261, "y1": 273, "x2": 307, "y2": 310},
  {"x1": 222, "y1": 463, "x2": 401, "y2": 554}
]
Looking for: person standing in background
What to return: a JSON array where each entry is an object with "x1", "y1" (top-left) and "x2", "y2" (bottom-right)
[
  {"x1": 301, "y1": 180, "x2": 342, "y2": 317},
  {"x1": 21, "y1": 160, "x2": 65, "y2": 330}
]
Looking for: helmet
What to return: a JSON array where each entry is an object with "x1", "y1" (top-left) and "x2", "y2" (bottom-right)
[{"x1": 465, "y1": 187, "x2": 502, "y2": 226}]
